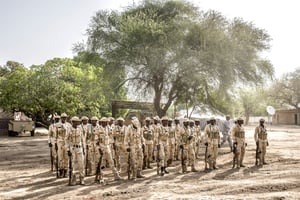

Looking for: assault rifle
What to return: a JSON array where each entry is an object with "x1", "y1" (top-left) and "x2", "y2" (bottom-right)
[
  {"x1": 232, "y1": 143, "x2": 238, "y2": 168},
  {"x1": 156, "y1": 144, "x2": 160, "y2": 175},
  {"x1": 95, "y1": 148, "x2": 103, "y2": 183},
  {"x1": 255, "y1": 142, "x2": 260, "y2": 166},
  {"x1": 127, "y1": 147, "x2": 131, "y2": 180},
  {"x1": 68, "y1": 151, "x2": 73, "y2": 186}
]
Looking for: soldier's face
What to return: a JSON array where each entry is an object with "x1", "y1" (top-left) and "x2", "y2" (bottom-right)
[
  {"x1": 61, "y1": 117, "x2": 67, "y2": 123},
  {"x1": 101, "y1": 121, "x2": 107, "y2": 127},
  {"x1": 162, "y1": 120, "x2": 168, "y2": 126},
  {"x1": 210, "y1": 120, "x2": 216, "y2": 125},
  {"x1": 175, "y1": 120, "x2": 179, "y2": 125},
  {"x1": 189, "y1": 122, "x2": 194, "y2": 127},
  {"x1": 195, "y1": 121, "x2": 200, "y2": 126},
  {"x1": 55, "y1": 118, "x2": 60, "y2": 123},
  {"x1": 238, "y1": 120, "x2": 244, "y2": 125},
  {"x1": 72, "y1": 121, "x2": 79, "y2": 127},
  {"x1": 183, "y1": 122, "x2": 188, "y2": 127},
  {"x1": 145, "y1": 120, "x2": 150, "y2": 126},
  {"x1": 91, "y1": 120, "x2": 97, "y2": 126},
  {"x1": 82, "y1": 119, "x2": 88, "y2": 125},
  {"x1": 117, "y1": 120, "x2": 123, "y2": 126},
  {"x1": 168, "y1": 121, "x2": 172, "y2": 126}
]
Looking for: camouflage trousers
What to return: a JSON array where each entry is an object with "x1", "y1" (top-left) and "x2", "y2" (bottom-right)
[
  {"x1": 71, "y1": 146, "x2": 84, "y2": 178},
  {"x1": 57, "y1": 141, "x2": 68, "y2": 170}
]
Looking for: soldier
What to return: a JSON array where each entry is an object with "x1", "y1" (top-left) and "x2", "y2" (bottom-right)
[
  {"x1": 85, "y1": 116, "x2": 98, "y2": 175},
  {"x1": 66, "y1": 116, "x2": 85, "y2": 185},
  {"x1": 125, "y1": 117, "x2": 145, "y2": 180},
  {"x1": 48, "y1": 115, "x2": 60, "y2": 171},
  {"x1": 221, "y1": 115, "x2": 233, "y2": 151},
  {"x1": 203, "y1": 117, "x2": 221, "y2": 170},
  {"x1": 108, "y1": 117, "x2": 116, "y2": 168},
  {"x1": 254, "y1": 118, "x2": 269, "y2": 165},
  {"x1": 189, "y1": 120, "x2": 198, "y2": 161},
  {"x1": 174, "y1": 118, "x2": 181, "y2": 161},
  {"x1": 152, "y1": 116, "x2": 161, "y2": 162},
  {"x1": 54, "y1": 113, "x2": 71, "y2": 178},
  {"x1": 167, "y1": 118, "x2": 176, "y2": 166},
  {"x1": 141, "y1": 117, "x2": 154, "y2": 169},
  {"x1": 194, "y1": 119, "x2": 202, "y2": 159},
  {"x1": 178, "y1": 119, "x2": 198, "y2": 173},
  {"x1": 112, "y1": 117, "x2": 127, "y2": 173},
  {"x1": 94, "y1": 117, "x2": 122, "y2": 182},
  {"x1": 231, "y1": 117, "x2": 247, "y2": 168}
]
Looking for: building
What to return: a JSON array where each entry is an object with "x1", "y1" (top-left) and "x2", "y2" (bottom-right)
[{"x1": 273, "y1": 109, "x2": 300, "y2": 125}]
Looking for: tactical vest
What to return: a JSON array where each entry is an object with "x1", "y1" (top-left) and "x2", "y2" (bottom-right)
[
  {"x1": 87, "y1": 126, "x2": 97, "y2": 141},
  {"x1": 168, "y1": 128, "x2": 175, "y2": 138},
  {"x1": 69, "y1": 128, "x2": 82, "y2": 144},
  {"x1": 98, "y1": 127, "x2": 109, "y2": 145},
  {"x1": 160, "y1": 127, "x2": 169, "y2": 141},
  {"x1": 181, "y1": 127, "x2": 189, "y2": 144},
  {"x1": 115, "y1": 126, "x2": 126, "y2": 143},
  {"x1": 258, "y1": 128, "x2": 267, "y2": 140},
  {"x1": 143, "y1": 127, "x2": 153, "y2": 141},
  {"x1": 208, "y1": 131, "x2": 219, "y2": 139},
  {"x1": 235, "y1": 131, "x2": 245, "y2": 138}
]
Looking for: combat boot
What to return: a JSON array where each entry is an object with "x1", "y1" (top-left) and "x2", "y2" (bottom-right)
[
  {"x1": 147, "y1": 161, "x2": 153, "y2": 169},
  {"x1": 164, "y1": 167, "x2": 169, "y2": 174},
  {"x1": 182, "y1": 164, "x2": 187, "y2": 173},
  {"x1": 191, "y1": 164, "x2": 198, "y2": 172},
  {"x1": 160, "y1": 167, "x2": 165, "y2": 176},
  {"x1": 59, "y1": 169, "x2": 63, "y2": 178},
  {"x1": 64, "y1": 169, "x2": 67, "y2": 178},
  {"x1": 137, "y1": 170, "x2": 145, "y2": 178},
  {"x1": 79, "y1": 176, "x2": 85, "y2": 185},
  {"x1": 70, "y1": 174, "x2": 76, "y2": 186}
]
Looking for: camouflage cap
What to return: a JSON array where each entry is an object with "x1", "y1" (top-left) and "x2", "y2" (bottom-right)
[
  {"x1": 145, "y1": 117, "x2": 151, "y2": 121},
  {"x1": 131, "y1": 117, "x2": 140, "y2": 127},
  {"x1": 81, "y1": 116, "x2": 89, "y2": 120},
  {"x1": 161, "y1": 116, "x2": 169, "y2": 121},
  {"x1": 71, "y1": 116, "x2": 80, "y2": 122},
  {"x1": 189, "y1": 119, "x2": 195, "y2": 123},
  {"x1": 153, "y1": 116, "x2": 160, "y2": 121},
  {"x1": 194, "y1": 118, "x2": 200, "y2": 122},
  {"x1": 108, "y1": 117, "x2": 115, "y2": 121},
  {"x1": 259, "y1": 118, "x2": 265, "y2": 122},
  {"x1": 90, "y1": 116, "x2": 99, "y2": 121},
  {"x1": 116, "y1": 117, "x2": 124, "y2": 121},
  {"x1": 182, "y1": 118, "x2": 188, "y2": 122},
  {"x1": 210, "y1": 117, "x2": 216, "y2": 121},
  {"x1": 99, "y1": 117, "x2": 108, "y2": 122},
  {"x1": 54, "y1": 115, "x2": 61, "y2": 119},
  {"x1": 61, "y1": 113, "x2": 68, "y2": 118},
  {"x1": 168, "y1": 118, "x2": 173, "y2": 122},
  {"x1": 237, "y1": 117, "x2": 243, "y2": 121}
]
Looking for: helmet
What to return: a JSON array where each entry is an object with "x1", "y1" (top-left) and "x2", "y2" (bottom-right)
[{"x1": 71, "y1": 116, "x2": 80, "y2": 122}]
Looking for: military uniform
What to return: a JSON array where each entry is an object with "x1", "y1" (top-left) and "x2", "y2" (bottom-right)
[
  {"x1": 125, "y1": 118, "x2": 145, "y2": 180},
  {"x1": 231, "y1": 118, "x2": 246, "y2": 168},
  {"x1": 167, "y1": 118, "x2": 176, "y2": 166},
  {"x1": 152, "y1": 117, "x2": 161, "y2": 162},
  {"x1": 112, "y1": 117, "x2": 127, "y2": 172},
  {"x1": 221, "y1": 116, "x2": 233, "y2": 151},
  {"x1": 54, "y1": 113, "x2": 71, "y2": 177},
  {"x1": 85, "y1": 116, "x2": 98, "y2": 175},
  {"x1": 174, "y1": 119, "x2": 181, "y2": 160},
  {"x1": 157, "y1": 117, "x2": 170, "y2": 175},
  {"x1": 194, "y1": 119, "x2": 202, "y2": 159},
  {"x1": 94, "y1": 117, "x2": 122, "y2": 182},
  {"x1": 48, "y1": 115, "x2": 60, "y2": 171},
  {"x1": 254, "y1": 119, "x2": 268, "y2": 165},
  {"x1": 178, "y1": 119, "x2": 198, "y2": 173},
  {"x1": 204, "y1": 118, "x2": 220, "y2": 170},
  {"x1": 141, "y1": 117, "x2": 154, "y2": 169},
  {"x1": 66, "y1": 116, "x2": 85, "y2": 185},
  {"x1": 108, "y1": 117, "x2": 116, "y2": 168}
]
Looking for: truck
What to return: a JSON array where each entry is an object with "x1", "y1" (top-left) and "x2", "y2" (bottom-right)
[{"x1": 8, "y1": 119, "x2": 35, "y2": 137}]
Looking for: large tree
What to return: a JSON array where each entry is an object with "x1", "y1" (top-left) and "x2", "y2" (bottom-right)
[
  {"x1": 82, "y1": 0, "x2": 273, "y2": 116},
  {"x1": 269, "y1": 67, "x2": 300, "y2": 110}
]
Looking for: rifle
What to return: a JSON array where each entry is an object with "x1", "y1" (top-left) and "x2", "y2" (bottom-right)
[
  {"x1": 127, "y1": 148, "x2": 131, "y2": 180},
  {"x1": 156, "y1": 144, "x2": 160, "y2": 175},
  {"x1": 255, "y1": 142, "x2": 260, "y2": 166},
  {"x1": 204, "y1": 144, "x2": 208, "y2": 170},
  {"x1": 68, "y1": 151, "x2": 73, "y2": 186},
  {"x1": 95, "y1": 148, "x2": 103, "y2": 183},
  {"x1": 232, "y1": 143, "x2": 238, "y2": 168},
  {"x1": 85, "y1": 144, "x2": 88, "y2": 176},
  {"x1": 112, "y1": 138, "x2": 117, "y2": 167},
  {"x1": 49, "y1": 144, "x2": 53, "y2": 171},
  {"x1": 55, "y1": 143, "x2": 59, "y2": 178},
  {"x1": 181, "y1": 145, "x2": 184, "y2": 172}
]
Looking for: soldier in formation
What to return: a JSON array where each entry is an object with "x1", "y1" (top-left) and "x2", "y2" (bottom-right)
[
  {"x1": 231, "y1": 118, "x2": 247, "y2": 168},
  {"x1": 254, "y1": 118, "x2": 269, "y2": 166}
]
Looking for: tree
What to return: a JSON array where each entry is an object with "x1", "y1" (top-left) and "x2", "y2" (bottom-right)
[
  {"x1": 269, "y1": 67, "x2": 300, "y2": 110},
  {"x1": 82, "y1": 0, "x2": 274, "y2": 116}
]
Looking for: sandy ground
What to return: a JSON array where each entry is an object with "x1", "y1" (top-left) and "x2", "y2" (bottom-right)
[{"x1": 0, "y1": 125, "x2": 299, "y2": 200}]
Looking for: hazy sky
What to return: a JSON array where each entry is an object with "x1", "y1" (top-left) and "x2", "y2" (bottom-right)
[{"x1": 0, "y1": 0, "x2": 299, "y2": 77}]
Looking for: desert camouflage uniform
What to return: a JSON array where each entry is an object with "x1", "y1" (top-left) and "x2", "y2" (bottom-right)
[
  {"x1": 48, "y1": 116, "x2": 60, "y2": 171},
  {"x1": 174, "y1": 122, "x2": 181, "y2": 160},
  {"x1": 125, "y1": 119, "x2": 145, "y2": 180},
  {"x1": 231, "y1": 123, "x2": 246, "y2": 168},
  {"x1": 167, "y1": 120, "x2": 176, "y2": 166},
  {"x1": 157, "y1": 122, "x2": 170, "y2": 172},
  {"x1": 66, "y1": 117, "x2": 85, "y2": 185},
  {"x1": 85, "y1": 118, "x2": 98, "y2": 175},
  {"x1": 254, "y1": 123, "x2": 268, "y2": 165},
  {"x1": 141, "y1": 123, "x2": 154, "y2": 169},
  {"x1": 194, "y1": 120, "x2": 202, "y2": 159},
  {"x1": 112, "y1": 121, "x2": 127, "y2": 172},
  {"x1": 204, "y1": 123, "x2": 220, "y2": 169},
  {"x1": 94, "y1": 118, "x2": 122, "y2": 182}
]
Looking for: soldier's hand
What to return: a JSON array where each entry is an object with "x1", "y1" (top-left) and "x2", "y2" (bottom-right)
[
  {"x1": 142, "y1": 144, "x2": 145, "y2": 149},
  {"x1": 179, "y1": 144, "x2": 184, "y2": 149},
  {"x1": 204, "y1": 142, "x2": 208, "y2": 146},
  {"x1": 218, "y1": 144, "x2": 221, "y2": 148},
  {"x1": 245, "y1": 143, "x2": 247, "y2": 147},
  {"x1": 256, "y1": 141, "x2": 259, "y2": 146},
  {"x1": 267, "y1": 141, "x2": 269, "y2": 146},
  {"x1": 48, "y1": 143, "x2": 52, "y2": 148},
  {"x1": 126, "y1": 147, "x2": 131, "y2": 152},
  {"x1": 188, "y1": 135, "x2": 193, "y2": 140},
  {"x1": 55, "y1": 143, "x2": 58, "y2": 150},
  {"x1": 67, "y1": 150, "x2": 72, "y2": 157}
]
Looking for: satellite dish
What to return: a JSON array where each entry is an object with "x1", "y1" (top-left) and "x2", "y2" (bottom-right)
[{"x1": 266, "y1": 106, "x2": 276, "y2": 115}]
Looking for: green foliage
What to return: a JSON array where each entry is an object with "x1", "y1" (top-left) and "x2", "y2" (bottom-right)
[{"x1": 85, "y1": 0, "x2": 273, "y2": 117}]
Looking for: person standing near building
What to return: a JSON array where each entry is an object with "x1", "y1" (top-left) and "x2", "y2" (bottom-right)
[{"x1": 254, "y1": 118, "x2": 269, "y2": 166}]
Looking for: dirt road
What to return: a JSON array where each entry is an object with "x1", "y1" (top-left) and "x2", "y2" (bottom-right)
[{"x1": 0, "y1": 125, "x2": 299, "y2": 200}]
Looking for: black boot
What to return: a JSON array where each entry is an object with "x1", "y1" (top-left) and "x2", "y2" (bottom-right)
[
  {"x1": 160, "y1": 167, "x2": 165, "y2": 176},
  {"x1": 164, "y1": 167, "x2": 169, "y2": 174}
]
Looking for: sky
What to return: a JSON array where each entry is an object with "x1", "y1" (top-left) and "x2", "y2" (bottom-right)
[{"x1": 0, "y1": 0, "x2": 299, "y2": 78}]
